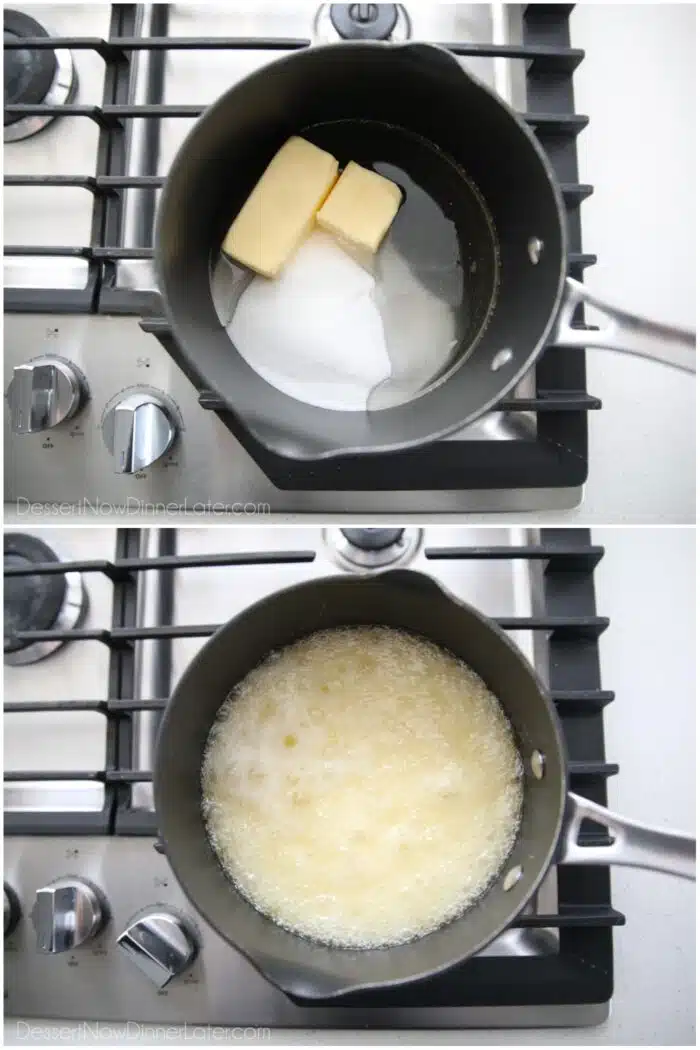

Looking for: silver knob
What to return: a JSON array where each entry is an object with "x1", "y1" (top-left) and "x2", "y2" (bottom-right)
[
  {"x1": 4, "y1": 884, "x2": 20, "y2": 937},
  {"x1": 102, "y1": 392, "x2": 176, "y2": 473},
  {"x1": 117, "y1": 910, "x2": 197, "y2": 988},
  {"x1": 7, "y1": 357, "x2": 85, "y2": 434},
  {"x1": 31, "y1": 878, "x2": 105, "y2": 953}
]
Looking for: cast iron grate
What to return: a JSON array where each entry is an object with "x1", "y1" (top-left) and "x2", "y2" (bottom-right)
[
  {"x1": 4, "y1": 528, "x2": 621, "y2": 1006},
  {"x1": 4, "y1": 4, "x2": 597, "y2": 492}
]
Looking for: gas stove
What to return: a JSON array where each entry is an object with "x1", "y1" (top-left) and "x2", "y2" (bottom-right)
[
  {"x1": 4, "y1": 526, "x2": 620, "y2": 1028},
  {"x1": 4, "y1": 3, "x2": 597, "y2": 516}
]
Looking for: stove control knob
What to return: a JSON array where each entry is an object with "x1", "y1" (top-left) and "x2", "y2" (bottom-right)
[
  {"x1": 117, "y1": 909, "x2": 197, "y2": 988},
  {"x1": 102, "y1": 391, "x2": 177, "y2": 473},
  {"x1": 31, "y1": 878, "x2": 105, "y2": 953},
  {"x1": 4, "y1": 884, "x2": 21, "y2": 937},
  {"x1": 7, "y1": 357, "x2": 86, "y2": 434}
]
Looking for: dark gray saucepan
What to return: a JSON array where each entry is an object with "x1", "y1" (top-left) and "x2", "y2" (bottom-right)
[
  {"x1": 156, "y1": 42, "x2": 695, "y2": 461},
  {"x1": 154, "y1": 571, "x2": 695, "y2": 1001}
]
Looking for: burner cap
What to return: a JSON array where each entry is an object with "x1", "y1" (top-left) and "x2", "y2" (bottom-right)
[
  {"x1": 4, "y1": 9, "x2": 77, "y2": 143},
  {"x1": 340, "y1": 528, "x2": 405, "y2": 551},
  {"x1": 329, "y1": 3, "x2": 399, "y2": 40},
  {"x1": 324, "y1": 527, "x2": 422, "y2": 571},
  {"x1": 314, "y1": 3, "x2": 410, "y2": 44},
  {"x1": 4, "y1": 11, "x2": 56, "y2": 120},
  {"x1": 4, "y1": 533, "x2": 87, "y2": 665},
  {"x1": 4, "y1": 534, "x2": 66, "y2": 654}
]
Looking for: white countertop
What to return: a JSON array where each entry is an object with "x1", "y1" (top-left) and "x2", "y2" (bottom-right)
[
  {"x1": 4, "y1": 530, "x2": 695, "y2": 1044},
  {"x1": 562, "y1": 4, "x2": 696, "y2": 525}
]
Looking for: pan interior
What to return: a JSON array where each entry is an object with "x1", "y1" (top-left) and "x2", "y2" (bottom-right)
[{"x1": 213, "y1": 118, "x2": 499, "y2": 412}]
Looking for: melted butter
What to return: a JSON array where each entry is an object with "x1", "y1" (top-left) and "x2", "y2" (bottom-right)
[{"x1": 202, "y1": 627, "x2": 522, "y2": 949}]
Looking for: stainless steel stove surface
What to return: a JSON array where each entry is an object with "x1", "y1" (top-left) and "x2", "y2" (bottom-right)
[
  {"x1": 4, "y1": 527, "x2": 618, "y2": 1028},
  {"x1": 4, "y1": 3, "x2": 595, "y2": 515}
]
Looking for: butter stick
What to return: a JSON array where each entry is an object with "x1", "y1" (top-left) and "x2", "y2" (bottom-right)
[
  {"x1": 222, "y1": 136, "x2": 339, "y2": 278},
  {"x1": 317, "y1": 161, "x2": 402, "y2": 256}
]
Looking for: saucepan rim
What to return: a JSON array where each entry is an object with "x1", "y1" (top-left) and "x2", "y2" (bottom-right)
[{"x1": 154, "y1": 41, "x2": 569, "y2": 459}]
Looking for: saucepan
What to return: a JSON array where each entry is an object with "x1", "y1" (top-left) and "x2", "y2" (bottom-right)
[
  {"x1": 156, "y1": 42, "x2": 695, "y2": 460},
  {"x1": 154, "y1": 571, "x2": 695, "y2": 1001}
]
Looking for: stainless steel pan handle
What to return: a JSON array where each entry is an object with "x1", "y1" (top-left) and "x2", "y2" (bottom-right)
[
  {"x1": 554, "y1": 278, "x2": 696, "y2": 373},
  {"x1": 560, "y1": 792, "x2": 695, "y2": 880}
]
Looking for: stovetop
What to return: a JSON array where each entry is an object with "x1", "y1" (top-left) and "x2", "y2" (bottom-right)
[
  {"x1": 4, "y1": 526, "x2": 620, "y2": 1028},
  {"x1": 4, "y1": 3, "x2": 597, "y2": 514}
]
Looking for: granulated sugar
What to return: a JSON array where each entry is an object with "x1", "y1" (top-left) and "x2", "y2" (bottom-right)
[{"x1": 227, "y1": 230, "x2": 391, "y2": 412}]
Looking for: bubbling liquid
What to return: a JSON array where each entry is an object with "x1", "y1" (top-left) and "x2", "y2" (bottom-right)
[{"x1": 201, "y1": 627, "x2": 523, "y2": 949}]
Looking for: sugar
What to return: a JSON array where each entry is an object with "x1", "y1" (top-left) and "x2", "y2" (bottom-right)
[{"x1": 227, "y1": 230, "x2": 391, "y2": 412}]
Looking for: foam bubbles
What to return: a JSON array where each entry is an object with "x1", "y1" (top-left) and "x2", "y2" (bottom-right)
[{"x1": 201, "y1": 627, "x2": 523, "y2": 949}]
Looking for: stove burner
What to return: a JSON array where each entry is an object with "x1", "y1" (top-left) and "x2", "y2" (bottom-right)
[
  {"x1": 4, "y1": 10, "x2": 77, "y2": 143},
  {"x1": 324, "y1": 526, "x2": 422, "y2": 570},
  {"x1": 314, "y1": 3, "x2": 410, "y2": 43},
  {"x1": 4, "y1": 533, "x2": 87, "y2": 665}
]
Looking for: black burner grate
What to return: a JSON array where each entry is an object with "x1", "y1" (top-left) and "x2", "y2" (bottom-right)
[
  {"x1": 4, "y1": 4, "x2": 598, "y2": 492},
  {"x1": 4, "y1": 528, "x2": 621, "y2": 1006}
]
